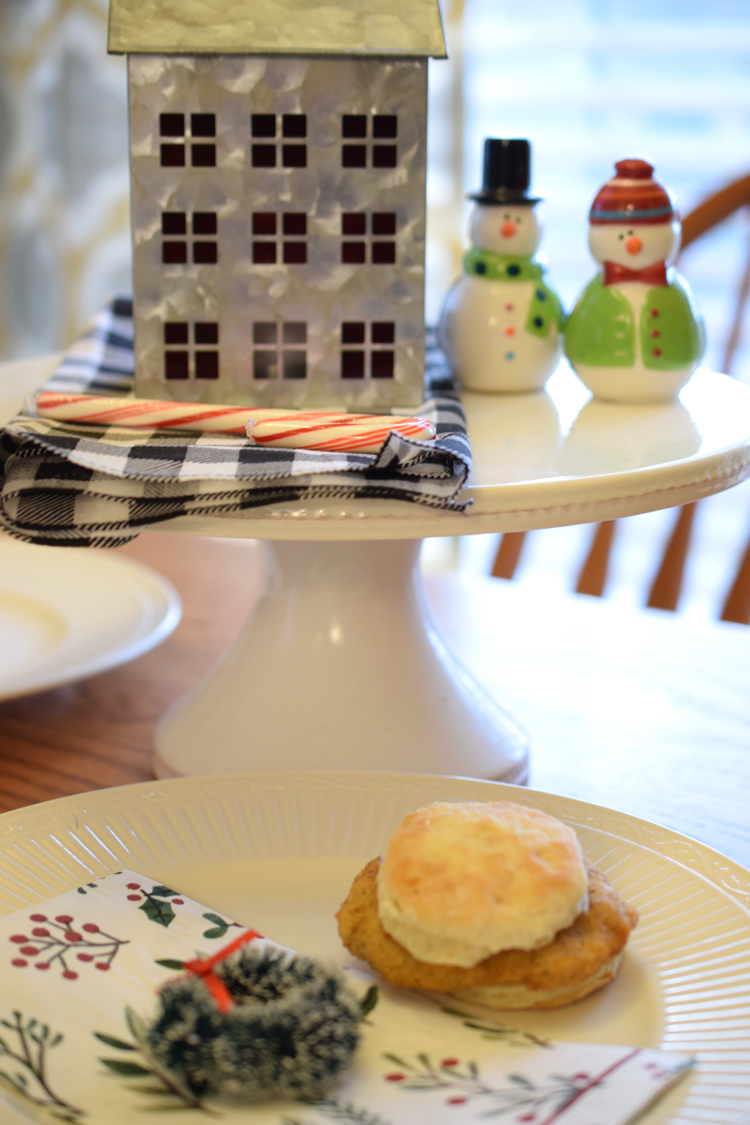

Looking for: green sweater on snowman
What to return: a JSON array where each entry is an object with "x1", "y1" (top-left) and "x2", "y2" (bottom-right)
[{"x1": 565, "y1": 271, "x2": 705, "y2": 369}]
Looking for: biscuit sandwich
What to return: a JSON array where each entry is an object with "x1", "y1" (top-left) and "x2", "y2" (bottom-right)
[{"x1": 336, "y1": 800, "x2": 638, "y2": 1010}]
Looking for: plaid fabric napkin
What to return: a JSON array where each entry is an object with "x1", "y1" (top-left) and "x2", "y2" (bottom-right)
[
  {"x1": 0, "y1": 869, "x2": 693, "y2": 1125},
  {"x1": 0, "y1": 299, "x2": 471, "y2": 547}
]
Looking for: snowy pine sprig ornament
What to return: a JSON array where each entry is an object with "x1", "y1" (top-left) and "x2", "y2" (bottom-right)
[{"x1": 114, "y1": 929, "x2": 369, "y2": 1104}]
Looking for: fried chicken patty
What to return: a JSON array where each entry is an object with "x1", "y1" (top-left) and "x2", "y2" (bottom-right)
[{"x1": 336, "y1": 857, "x2": 637, "y2": 1007}]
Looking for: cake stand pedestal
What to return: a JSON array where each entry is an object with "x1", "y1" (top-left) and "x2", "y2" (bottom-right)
[{"x1": 153, "y1": 538, "x2": 529, "y2": 782}]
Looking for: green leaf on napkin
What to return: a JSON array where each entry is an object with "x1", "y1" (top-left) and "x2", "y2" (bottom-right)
[
  {"x1": 154, "y1": 959, "x2": 186, "y2": 971},
  {"x1": 94, "y1": 1033, "x2": 137, "y2": 1051},
  {"x1": 100, "y1": 1059, "x2": 151, "y2": 1076},
  {"x1": 140, "y1": 897, "x2": 175, "y2": 928}
]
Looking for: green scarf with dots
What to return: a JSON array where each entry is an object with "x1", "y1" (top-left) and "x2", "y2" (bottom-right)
[{"x1": 462, "y1": 249, "x2": 564, "y2": 338}]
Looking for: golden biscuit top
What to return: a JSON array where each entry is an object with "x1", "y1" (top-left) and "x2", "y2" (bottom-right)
[{"x1": 377, "y1": 801, "x2": 589, "y2": 966}]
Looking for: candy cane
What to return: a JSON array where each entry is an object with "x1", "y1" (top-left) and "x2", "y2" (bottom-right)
[{"x1": 34, "y1": 392, "x2": 435, "y2": 450}]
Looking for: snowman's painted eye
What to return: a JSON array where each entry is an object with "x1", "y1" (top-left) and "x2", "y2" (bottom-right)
[
  {"x1": 618, "y1": 234, "x2": 624, "y2": 240},
  {"x1": 516, "y1": 216, "x2": 522, "y2": 223},
  {"x1": 503, "y1": 213, "x2": 510, "y2": 219}
]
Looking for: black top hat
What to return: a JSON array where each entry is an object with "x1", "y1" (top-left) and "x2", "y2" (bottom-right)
[{"x1": 468, "y1": 138, "x2": 542, "y2": 205}]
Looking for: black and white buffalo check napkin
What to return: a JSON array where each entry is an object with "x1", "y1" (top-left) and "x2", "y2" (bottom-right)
[{"x1": 0, "y1": 299, "x2": 471, "y2": 546}]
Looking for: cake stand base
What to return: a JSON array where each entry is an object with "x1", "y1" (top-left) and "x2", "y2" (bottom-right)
[{"x1": 153, "y1": 539, "x2": 529, "y2": 783}]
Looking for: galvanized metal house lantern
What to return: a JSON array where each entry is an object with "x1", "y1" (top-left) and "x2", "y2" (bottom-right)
[{"x1": 108, "y1": 1, "x2": 447, "y2": 410}]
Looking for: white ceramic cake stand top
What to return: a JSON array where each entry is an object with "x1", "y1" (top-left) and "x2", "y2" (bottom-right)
[{"x1": 4, "y1": 356, "x2": 750, "y2": 788}]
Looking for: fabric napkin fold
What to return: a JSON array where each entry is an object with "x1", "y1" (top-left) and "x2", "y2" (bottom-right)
[
  {"x1": 0, "y1": 299, "x2": 471, "y2": 547},
  {"x1": 0, "y1": 870, "x2": 693, "y2": 1125}
]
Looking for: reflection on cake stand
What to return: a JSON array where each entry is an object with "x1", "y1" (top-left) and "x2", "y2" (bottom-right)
[{"x1": 151, "y1": 363, "x2": 750, "y2": 785}]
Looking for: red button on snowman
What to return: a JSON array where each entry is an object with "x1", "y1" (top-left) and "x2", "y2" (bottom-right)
[
  {"x1": 439, "y1": 139, "x2": 564, "y2": 393},
  {"x1": 565, "y1": 158, "x2": 705, "y2": 402}
]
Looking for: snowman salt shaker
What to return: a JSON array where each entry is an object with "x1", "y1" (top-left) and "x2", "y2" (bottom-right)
[
  {"x1": 565, "y1": 158, "x2": 705, "y2": 403},
  {"x1": 439, "y1": 138, "x2": 564, "y2": 393}
]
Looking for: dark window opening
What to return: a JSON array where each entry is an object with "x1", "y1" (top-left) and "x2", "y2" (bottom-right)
[
  {"x1": 193, "y1": 242, "x2": 218, "y2": 264},
  {"x1": 283, "y1": 213, "x2": 306, "y2": 236},
  {"x1": 342, "y1": 242, "x2": 366, "y2": 265},
  {"x1": 192, "y1": 143, "x2": 216, "y2": 167},
  {"x1": 372, "y1": 242, "x2": 396, "y2": 264},
  {"x1": 165, "y1": 351, "x2": 189, "y2": 379},
  {"x1": 342, "y1": 115, "x2": 367, "y2": 138},
  {"x1": 283, "y1": 322, "x2": 307, "y2": 345},
  {"x1": 342, "y1": 213, "x2": 366, "y2": 236},
  {"x1": 191, "y1": 113, "x2": 216, "y2": 137},
  {"x1": 253, "y1": 321, "x2": 308, "y2": 380},
  {"x1": 253, "y1": 352, "x2": 277, "y2": 379},
  {"x1": 253, "y1": 212, "x2": 277, "y2": 236},
  {"x1": 372, "y1": 212, "x2": 397, "y2": 236},
  {"x1": 373, "y1": 145, "x2": 397, "y2": 168},
  {"x1": 195, "y1": 351, "x2": 219, "y2": 379},
  {"x1": 342, "y1": 322, "x2": 366, "y2": 345},
  {"x1": 164, "y1": 322, "x2": 189, "y2": 345},
  {"x1": 253, "y1": 242, "x2": 277, "y2": 264},
  {"x1": 342, "y1": 145, "x2": 367, "y2": 169},
  {"x1": 341, "y1": 351, "x2": 365, "y2": 379},
  {"x1": 160, "y1": 144, "x2": 185, "y2": 167},
  {"x1": 373, "y1": 115, "x2": 398, "y2": 139},
  {"x1": 253, "y1": 322, "x2": 277, "y2": 345},
  {"x1": 252, "y1": 144, "x2": 276, "y2": 168},
  {"x1": 372, "y1": 322, "x2": 395, "y2": 344},
  {"x1": 252, "y1": 114, "x2": 276, "y2": 137},
  {"x1": 162, "y1": 212, "x2": 186, "y2": 235},
  {"x1": 162, "y1": 241, "x2": 187, "y2": 264},
  {"x1": 283, "y1": 242, "x2": 307, "y2": 264},
  {"x1": 282, "y1": 114, "x2": 306, "y2": 138},
  {"x1": 283, "y1": 351, "x2": 307, "y2": 379},
  {"x1": 282, "y1": 144, "x2": 306, "y2": 168},
  {"x1": 371, "y1": 350, "x2": 395, "y2": 378},
  {"x1": 193, "y1": 212, "x2": 217, "y2": 235},
  {"x1": 160, "y1": 113, "x2": 184, "y2": 137},
  {"x1": 194, "y1": 322, "x2": 219, "y2": 345}
]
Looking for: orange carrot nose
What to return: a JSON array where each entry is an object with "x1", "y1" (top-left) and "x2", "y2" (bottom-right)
[
  {"x1": 625, "y1": 235, "x2": 643, "y2": 255},
  {"x1": 501, "y1": 221, "x2": 517, "y2": 238}
]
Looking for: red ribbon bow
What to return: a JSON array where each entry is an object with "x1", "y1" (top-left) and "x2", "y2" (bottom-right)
[
  {"x1": 603, "y1": 260, "x2": 668, "y2": 286},
  {"x1": 182, "y1": 928, "x2": 262, "y2": 1014}
]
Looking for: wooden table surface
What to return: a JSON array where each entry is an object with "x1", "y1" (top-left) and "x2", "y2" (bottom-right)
[{"x1": 1, "y1": 532, "x2": 748, "y2": 871}]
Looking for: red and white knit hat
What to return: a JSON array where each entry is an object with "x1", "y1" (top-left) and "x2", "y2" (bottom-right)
[{"x1": 589, "y1": 158, "x2": 676, "y2": 225}]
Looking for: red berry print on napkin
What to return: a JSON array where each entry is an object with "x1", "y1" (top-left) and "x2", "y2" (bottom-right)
[{"x1": 8, "y1": 913, "x2": 128, "y2": 979}]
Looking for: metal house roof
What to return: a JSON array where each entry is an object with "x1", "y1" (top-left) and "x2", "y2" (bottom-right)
[{"x1": 108, "y1": 0, "x2": 447, "y2": 57}]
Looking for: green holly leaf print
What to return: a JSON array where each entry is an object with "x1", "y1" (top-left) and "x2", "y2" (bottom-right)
[
  {"x1": 150, "y1": 886, "x2": 178, "y2": 898},
  {"x1": 100, "y1": 1059, "x2": 151, "y2": 1076},
  {"x1": 154, "y1": 958, "x2": 186, "y2": 971},
  {"x1": 139, "y1": 898, "x2": 175, "y2": 928}
]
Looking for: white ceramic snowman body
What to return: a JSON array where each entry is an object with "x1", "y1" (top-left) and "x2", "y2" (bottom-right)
[
  {"x1": 439, "y1": 202, "x2": 564, "y2": 393},
  {"x1": 565, "y1": 159, "x2": 705, "y2": 403}
]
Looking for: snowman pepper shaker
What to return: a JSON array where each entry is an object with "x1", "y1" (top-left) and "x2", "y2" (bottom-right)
[
  {"x1": 439, "y1": 138, "x2": 564, "y2": 393},
  {"x1": 565, "y1": 158, "x2": 705, "y2": 403}
]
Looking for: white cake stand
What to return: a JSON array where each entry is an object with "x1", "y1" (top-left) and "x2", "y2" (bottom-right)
[
  {"x1": 4, "y1": 359, "x2": 750, "y2": 784},
  {"x1": 152, "y1": 364, "x2": 750, "y2": 784}
]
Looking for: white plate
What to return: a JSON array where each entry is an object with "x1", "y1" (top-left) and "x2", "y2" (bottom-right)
[
  {"x1": 0, "y1": 535, "x2": 181, "y2": 699},
  {"x1": 0, "y1": 772, "x2": 747, "y2": 1124}
]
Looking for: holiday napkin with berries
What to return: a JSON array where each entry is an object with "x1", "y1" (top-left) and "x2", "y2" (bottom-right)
[{"x1": 0, "y1": 870, "x2": 693, "y2": 1125}]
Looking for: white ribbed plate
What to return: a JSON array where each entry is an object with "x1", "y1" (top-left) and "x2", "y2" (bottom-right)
[
  {"x1": 0, "y1": 536, "x2": 181, "y2": 700},
  {"x1": 0, "y1": 772, "x2": 747, "y2": 1125}
]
